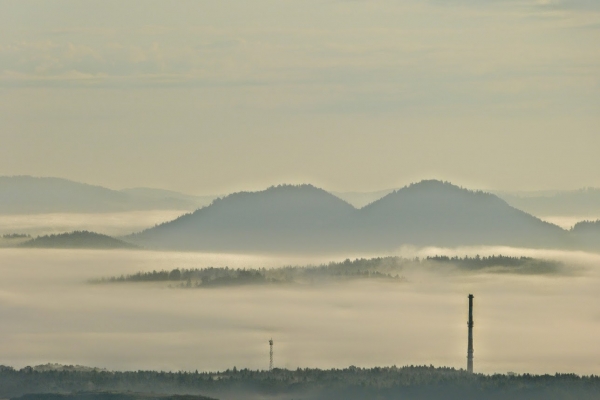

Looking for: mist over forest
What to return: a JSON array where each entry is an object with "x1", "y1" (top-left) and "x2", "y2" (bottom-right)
[
  {"x1": 2, "y1": 177, "x2": 600, "y2": 256},
  {"x1": 3, "y1": 365, "x2": 600, "y2": 400},
  {"x1": 91, "y1": 255, "x2": 564, "y2": 289},
  {"x1": 3, "y1": 0, "x2": 600, "y2": 395},
  {"x1": 0, "y1": 176, "x2": 215, "y2": 214},
  {"x1": 1, "y1": 181, "x2": 600, "y2": 399}
]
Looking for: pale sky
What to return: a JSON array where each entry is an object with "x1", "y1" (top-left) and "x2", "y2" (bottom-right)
[{"x1": 1, "y1": 0, "x2": 599, "y2": 195}]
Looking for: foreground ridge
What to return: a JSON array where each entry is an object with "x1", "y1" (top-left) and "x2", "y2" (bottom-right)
[{"x1": 2, "y1": 364, "x2": 600, "y2": 400}]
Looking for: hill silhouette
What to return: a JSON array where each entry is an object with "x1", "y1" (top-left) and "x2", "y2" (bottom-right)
[
  {"x1": 0, "y1": 176, "x2": 213, "y2": 214},
  {"x1": 3, "y1": 365, "x2": 600, "y2": 400},
  {"x1": 128, "y1": 184, "x2": 355, "y2": 252},
  {"x1": 21, "y1": 231, "x2": 137, "y2": 249},
  {"x1": 337, "y1": 186, "x2": 600, "y2": 218},
  {"x1": 354, "y1": 180, "x2": 569, "y2": 249},
  {"x1": 128, "y1": 180, "x2": 576, "y2": 253},
  {"x1": 497, "y1": 188, "x2": 600, "y2": 217},
  {"x1": 571, "y1": 220, "x2": 600, "y2": 251}
]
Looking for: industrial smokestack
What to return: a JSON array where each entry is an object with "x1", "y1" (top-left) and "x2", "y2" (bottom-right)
[
  {"x1": 269, "y1": 339, "x2": 274, "y2": 371},
  {"x1": 467, "y1": 294, "x2": 474, "y2": 373}
]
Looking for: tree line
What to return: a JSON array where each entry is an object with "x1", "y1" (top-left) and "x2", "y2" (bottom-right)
[
  {"x1": 91, "y1": 255, "x2": 562, "y2": 289},
  {"x1": 2, "y1": 364, "x2": 599, "y2": 399}
]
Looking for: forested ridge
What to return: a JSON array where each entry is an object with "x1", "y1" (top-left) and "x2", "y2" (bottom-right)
[
  {"x1": 5, "y1": 180, "x2": 600, "y2": 253},
  {"x1": 91, "y1": 255, "x2": 563, "y2": 288},
  {"x1": 0, "y1": 176, "x2": 211, "y2": 214},
  {"x1": 91, "y1": 257, "x2": 406, "y2": 287},
  {"x1": 13, "y1": 393, "x2": 215, "y2": 400},
  {"x1": 19, "y1": 231, "x2": 137, "y2": 249},
  {"x1": 425, "y1": 255, "x2": 563, "y2": 274},
  {"x1": 1, "y1": 365, "x2": 599, "y2": 399},
  {"x1": 126, "y1": 181, "x2": 578, "y2": 253}
]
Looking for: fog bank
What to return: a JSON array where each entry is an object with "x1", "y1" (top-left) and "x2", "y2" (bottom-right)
[
  {"x1": 0, "y1": 248, "x2": 598, "y2": 375},
  {"x1": 0, "y1": 210, "x2": 186, "y2": 237}
]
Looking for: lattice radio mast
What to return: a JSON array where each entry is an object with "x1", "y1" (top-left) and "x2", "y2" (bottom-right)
[{"x1": 269, "y1": 339, "x2": 274, "y2": 371}]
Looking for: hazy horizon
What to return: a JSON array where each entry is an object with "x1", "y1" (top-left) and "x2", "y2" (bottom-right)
[
  {"x1": 1, "y1": 1, "x2": 599, "y2": 195},
  {"x1": 5, "y1": 173, "x2": 600, "y2": 198},
  {"x1": 2, "y1": 177, "x2": 600, "y2": 238},
  {"x1": 1, "y1": 2, "x2": 599, "y2": 396}
]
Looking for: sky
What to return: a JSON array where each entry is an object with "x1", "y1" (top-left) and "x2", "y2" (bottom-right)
[{"x1": 1, "y1": 0, "x2": 599, "y2": 195}]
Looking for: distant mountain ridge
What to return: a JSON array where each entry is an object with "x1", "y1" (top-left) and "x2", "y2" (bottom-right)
[
  {"x1": 5, "y1": 176, "x2": 598, "y2": 253},
  {"x1": 0, "y1": 176, "x2": 215, "y2": 214},
  {"x1": 128, "y1": 180, "x2": 581, "y2": 253},
  {"x1": 571, "y1": 220, "x2": 600, "y2": 251},
  {"x1": 336, "y1": 187, "x2": 600, "y2": 218},
  {"x1": 497, "y1": 188, "x2": 600, "y2": 217},
  {"x1": 20, "y1": 231, "x2": 137, "y2": 249}
]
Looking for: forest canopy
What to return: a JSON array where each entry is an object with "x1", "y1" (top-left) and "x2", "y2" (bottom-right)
[
  {"x1": 91, "y1": 255, "x2": 563, "y2": 288},
  {"x1": 1, "y1": 364, "x2": 599, "y2": 400},
  {"x1": 19, "y1": 231, "x2": 137, "y2": 249}
]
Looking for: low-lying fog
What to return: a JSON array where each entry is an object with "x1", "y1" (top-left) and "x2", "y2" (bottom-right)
[
  {"x1": 540, "y1": 215, "x2": 600, "y2": 230},
  {"x1": 0, "y1": 210, "x2": 187, "y2": 237},
  {"x1": 0, "y1": 247, "x2": 598, "y2": 375}
]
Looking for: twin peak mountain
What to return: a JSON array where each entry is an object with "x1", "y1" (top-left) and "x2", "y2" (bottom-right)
[{"x1": 128, "y1": 180, "x2": 573, "y2": 253}]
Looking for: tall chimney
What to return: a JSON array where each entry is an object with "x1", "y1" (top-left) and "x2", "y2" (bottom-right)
[
  {"x1": 269, "y1": 339, "x2": 274, "y2": 371},
  {"x1": 467, "y1": 294, "x2": 474, "y2": 373}
]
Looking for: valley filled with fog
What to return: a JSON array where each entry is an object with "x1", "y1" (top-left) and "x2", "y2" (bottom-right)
[
  {"x1": 0, "y1": 246, "x2": 598, "y2": 376},
  {"x1": 0, "y1": 210, "x2": 187, "y2": 238},
  {"x1": 4, "y1": 0, "x2": 600, "y2": 396}
]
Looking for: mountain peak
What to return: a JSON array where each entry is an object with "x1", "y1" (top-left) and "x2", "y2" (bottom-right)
[
  {"x1": 206, "y1": 183, "x2": 353, "y2": 210},
  {"x1": 361, "y1": 179, "x2": 498, "y2": 211},
  {"x1": 129, "y1": 180, "x2": 572, "y2": 253},
  {"x1": 401, "y1": 179, "x2": 486, "y2": 194}
]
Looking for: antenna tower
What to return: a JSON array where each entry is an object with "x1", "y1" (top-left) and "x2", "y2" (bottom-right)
[
  {"x1": 269, "y1": 339, "x2": 274, "y2": 371},
  {"x1": 467, "y1": 294, "x2": 474, "y2": 373}
]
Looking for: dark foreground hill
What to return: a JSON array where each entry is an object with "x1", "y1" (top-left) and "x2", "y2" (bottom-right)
[
  {"x1": 13, "y1": 393, "x2": 215, "y2": 400},
  {"x1": 20, "y1": 231, "x2": 137, "y2": 249},
  {"x1": 128, "y1": 181, "x2": 575, "y2": 253},
  {"x1": 2, "y1": 365, "x2": 600, "y2": 400}
]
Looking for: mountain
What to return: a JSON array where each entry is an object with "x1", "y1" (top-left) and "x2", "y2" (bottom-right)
[
  {"x1": 0, "y1": 176, "x2": 215, "y2": 214},
  {"x1": 129, "y1": 180, "x2": 576, "y2": 253},
  {"x1": 120, "y1": 187, "x2": 216, "y2": 209},
  {"x1": 354, "y1": 181, "x2": 570, "y2": 249},
  {"x1": 20, "y1": 231, "x2": 137, "y2": 249},
  {"x1": 127, "y1": 184, "x2": 356, "y2": 252},
  {"x1": 0, "y1": 176, "x2": 127, "y2": 213},
  {"x1": 496, "y1": 188, "x2": 600, "y2": 217},
  {"x1": 571, "y1": 220, "x2": 600, "y2": 251},
  {"x1": 336, "y1": 186, "x2": 600, "y2": 219}
]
